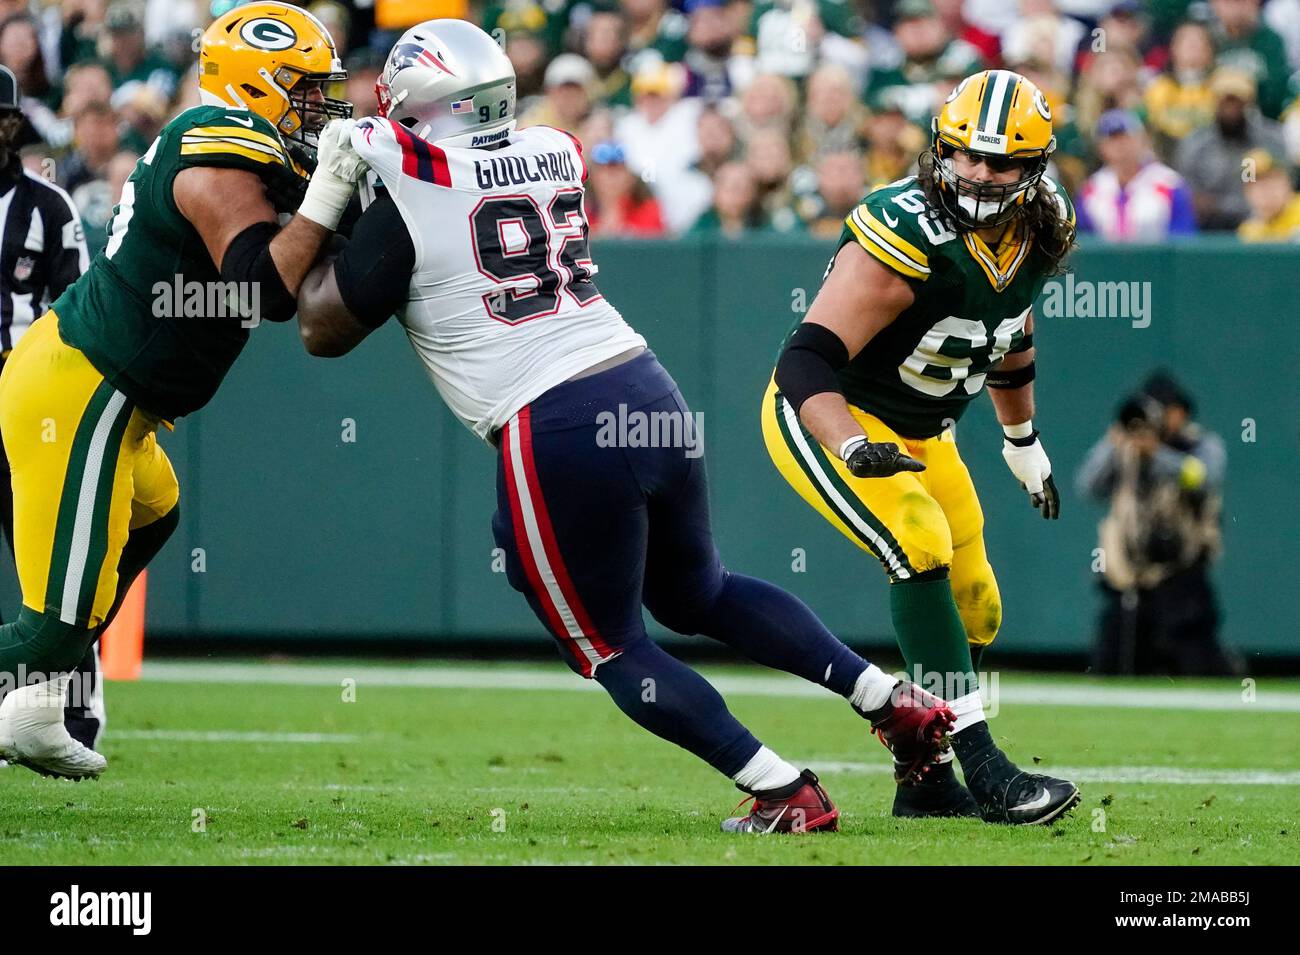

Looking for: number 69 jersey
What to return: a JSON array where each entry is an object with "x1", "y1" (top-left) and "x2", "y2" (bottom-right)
[
  {"x1": 804, "y1": 175, "x2": 1074, "y2": 439},
  {"x1": 350, "y1": 118, "x2": 645, "y2": 441}
]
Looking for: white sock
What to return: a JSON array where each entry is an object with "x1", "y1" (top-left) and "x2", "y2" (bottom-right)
[
  {"x1": 848, "y1": 664, "x2": 898, "y2": 715},
  {"x1": 948, "y1": 690, "x2": 986, "y2": 734},
  {"x1": 4, "y1": 674, "x2": 69, "y2": 717},
  {"x1": 732, "y1": 746, "x2": 801, "y2": 792}
]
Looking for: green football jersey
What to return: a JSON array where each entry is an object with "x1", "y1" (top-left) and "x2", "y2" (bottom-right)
[
  {"x1": 53, "y1": 104, "x2": 305, "y2": 420},
  {"x1": 793, "y1": 175, "x2": 1074, "y2": 439}
]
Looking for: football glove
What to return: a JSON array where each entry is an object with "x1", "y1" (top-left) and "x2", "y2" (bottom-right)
[
  {"x1": 297, "y1": 119, "x2": 369, "y2": 230},
  {"x1": 1001, "y1": 426, "x2": 1060, "y2": 519},
  {"x1": 841, "y1": 435, "x2": 926, "y2": 478}
]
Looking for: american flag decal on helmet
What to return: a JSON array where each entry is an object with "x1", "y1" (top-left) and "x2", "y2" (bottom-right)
[{"x1": 450, "y1": 98, "x2": 474, "y2": 115}]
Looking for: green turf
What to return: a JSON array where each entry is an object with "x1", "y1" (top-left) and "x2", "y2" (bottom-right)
[{"x1": 1, "y1": 661, "x2": 1296, "y2": 865}]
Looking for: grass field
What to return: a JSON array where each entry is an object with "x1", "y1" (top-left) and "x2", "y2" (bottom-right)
[{"x1": 1, "y1": 659, "x2": 1296, "y2": 865}]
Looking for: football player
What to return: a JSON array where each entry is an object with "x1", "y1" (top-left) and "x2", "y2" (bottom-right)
[
  {"x1": 765, "y1": 70, "x2": 1082, "y2": 824},
  {"x1": 0, "y1": 2, "x2": 365, "y2": 778},
  {"x1": 295, "y1": 19, "x2": 954, "y2": 833}
]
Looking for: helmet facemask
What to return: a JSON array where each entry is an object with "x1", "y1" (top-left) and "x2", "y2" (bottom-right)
[
  {"x1": 931, "y1": 134, "x2": 1051, "y2": 231},
  {"x1": 275, "y1": 65, "x2": 351, "y2": 155}
]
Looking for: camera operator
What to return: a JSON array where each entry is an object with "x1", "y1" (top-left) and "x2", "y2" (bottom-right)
[{"x1": 1076, "y1": 373, "x2": 1234, "y2": 675}]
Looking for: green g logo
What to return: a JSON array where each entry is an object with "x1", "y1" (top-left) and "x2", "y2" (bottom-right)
[{"x1": 239, "y1": 17, "x2": 297, "y2": 51}]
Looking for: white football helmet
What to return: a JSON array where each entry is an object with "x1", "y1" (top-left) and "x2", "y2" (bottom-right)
[{"x1": 375, "y1": 19, "x2": 517, "y2": 149}]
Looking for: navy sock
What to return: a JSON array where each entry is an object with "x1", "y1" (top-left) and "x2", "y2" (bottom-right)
[
  {"x1": 593, "y1": 638, "x2": 761, "y2": 777},
  {"x1": 686, "y1": 572, "x2": 869, "y2": 697}
]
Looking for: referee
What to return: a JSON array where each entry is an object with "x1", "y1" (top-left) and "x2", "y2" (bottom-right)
[{"x1": 0, "y1": 65, "x2": 98, "y2": 753}]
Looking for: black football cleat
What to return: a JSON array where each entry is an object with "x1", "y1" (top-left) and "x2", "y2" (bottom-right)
[
  {"x1": 976, "y1": 771, "x2": 1080, "y2": 826},
  {"x1": 892, "y1": 760, "x2": 980, "y2": 818},
  {"x1": 721, "y1": 769, "x2": 840, "y2": 834}
]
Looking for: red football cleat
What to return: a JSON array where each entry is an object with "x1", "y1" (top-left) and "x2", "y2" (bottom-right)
[
  {"x1": 721, "y1": 769, "x2": 840, "y2": 834},
  {"x1": 869, "y1": 682, "x2": 956, "y2": 785}
]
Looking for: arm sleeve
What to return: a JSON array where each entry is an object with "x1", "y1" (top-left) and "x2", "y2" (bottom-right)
[
  {"x1": 331, "y1": 193, "x2": 417, "y2": 329},
  {"x1": 43, "y1": 183, "x2": 90, "y2": 300},
  {"x1": 1075, "y1": 436, "x2": 1120, "y2": 501}
]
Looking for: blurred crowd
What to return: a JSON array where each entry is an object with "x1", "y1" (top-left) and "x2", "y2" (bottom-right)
[{"x1": 6, "y1": 0, "x2": 1300, "y2": 251}]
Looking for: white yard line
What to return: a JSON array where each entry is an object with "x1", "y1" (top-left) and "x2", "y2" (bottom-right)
[
  {"x1": 140, "y1": 661, "x2": 1300, "y2": 713},
  {"x1": 109, "y1": 729, "x2": 359, "y2": 744}
]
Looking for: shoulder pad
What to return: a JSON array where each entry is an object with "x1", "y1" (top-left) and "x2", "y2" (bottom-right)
[
  {"x1": 173, "y1": 105, "x2": 291, "y2": 171},
  {"x1": 844, "y1": 180, "x2": 946, "y2": 281}
]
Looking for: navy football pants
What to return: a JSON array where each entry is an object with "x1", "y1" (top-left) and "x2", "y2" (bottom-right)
[{"x1": 492, "y1": 352, "x2": 871, "y2": 777}]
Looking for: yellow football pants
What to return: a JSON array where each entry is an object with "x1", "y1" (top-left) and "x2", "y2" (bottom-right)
[
  {"x1": 761, "y1": 378, "x2": 1002, "y2": 646},
  {"x1": 0, "y1": 313, "x2": 178, "y2": 630}
]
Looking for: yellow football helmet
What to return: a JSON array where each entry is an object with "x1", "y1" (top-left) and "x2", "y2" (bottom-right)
[
  {"x1": 198, "y1": 2, "x2": 350, "y2": 153},
  {"x1": 931, "y1": 69, "x2": 1056, "y2": 229}
]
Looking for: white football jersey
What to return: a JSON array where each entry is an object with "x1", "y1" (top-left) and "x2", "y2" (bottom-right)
[{"x1": 351, "y1": 118, "x2": 646, "y2": 441}]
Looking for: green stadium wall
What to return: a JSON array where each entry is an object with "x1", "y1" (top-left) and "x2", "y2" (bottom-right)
[{"x1": 2, "y1": 238, "x2": 1294, "y2": 657}]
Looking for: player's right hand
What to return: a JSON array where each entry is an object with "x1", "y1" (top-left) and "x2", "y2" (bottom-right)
[
  {"x1": 841, "y1": 436, "x2": 926, "y2": 478},
  {"x1": 315, "y1": 118, "x2": 369, "y2": 184}
]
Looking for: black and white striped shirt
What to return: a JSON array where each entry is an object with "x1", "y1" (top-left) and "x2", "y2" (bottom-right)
[{"x1": 0, "y1": 154, "x2": 89, "y2": 353}]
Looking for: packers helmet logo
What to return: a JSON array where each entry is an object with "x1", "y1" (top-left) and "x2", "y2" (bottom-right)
[
  {"x1": 945, "y1": 75, "x2": 973, "y2": 105},
  {"x1": 1033, "y1": 88, "x2": 1052, "y2": 122},
  {"x1": 239, "y1": 18, "x2": 298, "y2": 52}
]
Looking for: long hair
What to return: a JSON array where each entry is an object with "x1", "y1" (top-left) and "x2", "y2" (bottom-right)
[{"x1": 916, "y1": 150, "x2": 1077, "y2": 276}]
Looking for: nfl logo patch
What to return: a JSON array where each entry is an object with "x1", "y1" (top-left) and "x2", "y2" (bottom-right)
[
  {"x1": 450, "y1": 98, "x2": 475, "y2": 115},
  {"x1": 13, "y1": 256, "x2": 33, "y2": 281}
]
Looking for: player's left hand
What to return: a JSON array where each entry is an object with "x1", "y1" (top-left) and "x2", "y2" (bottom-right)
[
  {"x1": 316, "y1": 119, "x2": 369, "y2": 184},
  {"x1": 1002, "y1": 431, "x2": 1060, "y2": 519}
]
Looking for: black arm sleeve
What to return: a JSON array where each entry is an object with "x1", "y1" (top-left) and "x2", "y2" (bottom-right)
[
  {"x1": 332, "y1": 193, "x2": 417, "y2": 329},
  {"x1": 774, "y1": 322, "x2": 851, "y2": 414}
]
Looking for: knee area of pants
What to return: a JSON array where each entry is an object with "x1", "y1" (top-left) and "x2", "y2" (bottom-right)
[
  {"x1": 896, "y1": 491, "x2": 953, "y2": 571},
  {"x1": 954, "y1": 578, "x2": 1002, "y2": 643}
]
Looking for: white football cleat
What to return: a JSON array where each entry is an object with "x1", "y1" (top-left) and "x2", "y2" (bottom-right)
[{"x1": 0, "y1": 676, "x2": 106, "y2": 780}]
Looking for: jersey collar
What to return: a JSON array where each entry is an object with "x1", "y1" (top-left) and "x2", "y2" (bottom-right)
[{"x1": 962, "y1": 219, "x2": 1032, "y2": 292}]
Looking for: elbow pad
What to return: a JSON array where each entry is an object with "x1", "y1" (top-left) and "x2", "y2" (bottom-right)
[
  {"x1": 775, "y1": 323, "x2": 850, "y2": 414},
  {"x1": 219, "y1": 221, "x2": 298, "y2": 324}
]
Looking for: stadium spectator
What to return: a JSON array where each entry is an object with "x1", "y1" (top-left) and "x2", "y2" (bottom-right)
[
  {"x1": 1001, "y1": 0, "x2": 1087, "y2": 78},
  {"x1": 1238, "y1": 147, "x2": 1300, "y2": 240},
  {"x1": 621, "y1": 0, "x2": 690, "y2": 63},
  {"x1": 60, "y1": 100, "x2": 119, "y2": 195},
  {"x1": 481, "y1": 1, "x2": 566, "y2": 59},
  {"x1": 1263, "y1": 0, "x2": 1300, "y2": 71},
  {"x1": 582, "y1": 6, "x2": 633, "y2": 109},
  {"x1": 749, "y1": 0, "x2": 868, "y2": 83},
  {"x1": 98, "y1": 2, "x2": 178, "y2": 105},
  {"x1": 862, "y1": 103, "x2": 926, "y2": 188},
  {"x1": 680, "y1": 0, "x2": 744, "y2": 99},
  {"x1": 0, "y1": 15, "x2": 54, "y2": 109},
  {"x1": 794, "y1": 64, "x2": 864, "y2": 165},
  {"x1": 503, "y1": 29, "x2": 549, "y2": 101},
  {"x1": 1175, "y1": 67, "x2": 1287, "y2": 230},
  {"x1": 1209, "y1": 0, "x2": 1291, "y2": 119},
  {"x1": 864, "y1": 0, "x2": 983, "y2": 127},
  {"x1": 734, "y1": 69, "x2": 797, "y2": 143},
  {"x1": 1077, "y1": 373, "x2": 1233, "y2": 676},
  {"x1": 614, "y1": 61, "x2": 701, "y2": 209},
  {"x1": 798, "y1": 148, "x2": 865, "y2": 237},
  {"x1": 344, "y1": 48, "x2": 386, "y2": 118},
  {"x1": 1144, "y1": 19, "x2": 1218, "y2": 163},
  {"x1": 519, "y1": 53, "x2": 595, "y2": 134},
  {"x1": 746, "y1": 125, "x2": 803, "y2": 231},
  {"x1": 114, "y1": 82, "x2": 166, "y2": 153},
  {"x1": 1073, "y1": 46, "x2": 1145, "y2": 146},
  {"x1": 931, "y1": 0, "x2": 1000, "y2": 64},
  {"x1": 79, "y1": 147, "x2": 137, "y2": 254},
  {"x1": 687, "y1": 159, "x2": 767, "y2": 235},
  {"x1": 663, "y1": 103, "x2": 740, "y2": 231},
  {"x1": 586, "y1": 140, "x2": 668, "y2": 237},
  {"x1": 1077, "y1": 109, "x2": 1197, "y2": 240}
]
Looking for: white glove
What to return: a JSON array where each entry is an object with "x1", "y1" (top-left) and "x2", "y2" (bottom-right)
[
  {"x1": 298, "y1": 119, "x2": 368, "y2": 230},
  {"x1": 1001, "y1": 421, "x2": 1060, "y2": 519}
]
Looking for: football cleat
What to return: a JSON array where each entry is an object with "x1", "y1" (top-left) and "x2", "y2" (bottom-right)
[
  {"x1": 868, "y1": 681, "x2": 956, "y2": 785},
  {"x1": 892, "y1": 759, "x2": 980, "y2": 818},
  {"x1": 0, "y1": 682, "x2": 106, "y2": 781},
  {"x1": 976, "y1": 771, "x2": 1080, "y2": 825},
  {"x1": 721, "y1": 769, "x2": 840, "y2": 834}
]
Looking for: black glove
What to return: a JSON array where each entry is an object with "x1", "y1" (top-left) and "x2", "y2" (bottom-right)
[{"x1": 842, "y1": 437, "x2": 926, "y2": 478}]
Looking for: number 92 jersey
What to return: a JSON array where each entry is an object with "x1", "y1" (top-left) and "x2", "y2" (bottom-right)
[
  {"x1": 817, "y1": 175, "x2": 1074, "y2": 439},
  {"x1": 350, "y1": 118, "x2": 645, "y2": 441}
]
